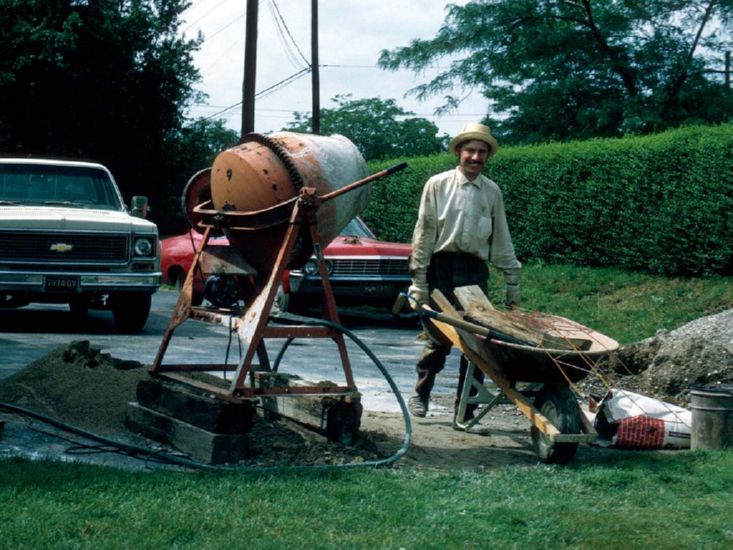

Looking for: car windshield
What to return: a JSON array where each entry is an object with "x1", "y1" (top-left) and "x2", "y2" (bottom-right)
[
  {"x1": 0, "y1": 164, "x2": 123, "y2": 210},
  {"x1": 339, "y1": 217, "x2": 375, "y2": 238}
]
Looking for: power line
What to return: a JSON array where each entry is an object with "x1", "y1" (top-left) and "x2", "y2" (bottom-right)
[
  {"x1": 269, "y1": 0, "x2": 310, "y2": 67},
  {"x1": 181, "y1": 0, "x2": 228, "y2": 34},
  {"x1": 202, "y1": 68, "x2": 312, "y2": 120}
]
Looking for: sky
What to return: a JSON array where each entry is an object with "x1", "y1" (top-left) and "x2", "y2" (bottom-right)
[{"x1": 180, "y1": 0, "x2": 488, "y2": 139}]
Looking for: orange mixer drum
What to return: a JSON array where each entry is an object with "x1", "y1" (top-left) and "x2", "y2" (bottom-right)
[{"x1": 209, "y1": 132, "x2": 370, "y2": 276}]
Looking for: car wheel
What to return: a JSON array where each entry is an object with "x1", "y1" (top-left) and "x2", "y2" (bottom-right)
[
  {"x1": 274, "y1": 286, "x2": 290, "y2": 313},
  {"x1": 111, "y1": 293, "x2": 152, "y2": 332},
  {"x1": 530, "y1": 383, "x2": 580, "y2": 464},
  {"x1": 287, "y1": 295, "x2": 313, "y2": 315},
  {"x1": 68, "y1": 296, "x2": 89, "y2": 318}
]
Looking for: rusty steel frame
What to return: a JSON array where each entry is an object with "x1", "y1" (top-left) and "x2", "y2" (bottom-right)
[
  {"x1": 150, "y1": 162, "x2": 407, "y2": 403},
  {"x1": 150, "y1": 197, "x2": 357, "y2": 400}
]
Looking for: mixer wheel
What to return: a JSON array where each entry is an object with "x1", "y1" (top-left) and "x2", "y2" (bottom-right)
[{"x1": 111, "y1": 293, "x2": 152, "y2": 333}]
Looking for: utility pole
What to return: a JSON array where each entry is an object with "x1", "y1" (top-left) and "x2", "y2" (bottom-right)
[
  {"x1": 242, "y1": 0, "x2": 258, "y2": 136},
  {"x1": 311, "y1": 0, "x2": 320, "y2": 134}
]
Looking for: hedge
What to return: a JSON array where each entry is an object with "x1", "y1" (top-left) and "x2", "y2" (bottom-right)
[{"x1": 364, "y1": 124, "x2": 732, "y2": 277}]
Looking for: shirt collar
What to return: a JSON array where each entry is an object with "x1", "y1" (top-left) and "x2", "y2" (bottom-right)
[{"x1": 456, "y1": 168, "x2": 483, "y2": 188}]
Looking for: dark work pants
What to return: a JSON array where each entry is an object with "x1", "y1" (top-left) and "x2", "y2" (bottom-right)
[{"x1": 413, "y1": 252, "x2": 489, "y2": 419}]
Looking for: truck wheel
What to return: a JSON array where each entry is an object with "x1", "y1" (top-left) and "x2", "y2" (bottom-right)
[
  {"x1": 112, "y1": 293, "x2": 152, "y2": 332},
  {"x1": 69, "y1": 296, "x2": 89, "y2": 318},
  {"x1": 530, "y1": 383, "x2": 580, "y2": 464}
]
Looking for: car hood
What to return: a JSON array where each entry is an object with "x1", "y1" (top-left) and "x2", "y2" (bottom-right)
[
  {"x1": 325, "y1": 236, "x2": 411, "y2": 257},
  {"x1": 0, "y1": 205, "x2": 157, "y2": 232}
]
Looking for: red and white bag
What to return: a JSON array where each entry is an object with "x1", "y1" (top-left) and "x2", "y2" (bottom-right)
[{"x1": 594, "y1": 389, "x2": 692, "y2": 449}]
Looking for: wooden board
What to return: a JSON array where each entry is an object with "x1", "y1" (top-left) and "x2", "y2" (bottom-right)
[{"x1": 454, "y1": 286, "x2": 593, "y2": 351}]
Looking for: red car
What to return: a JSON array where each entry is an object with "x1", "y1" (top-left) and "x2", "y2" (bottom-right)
[{"x1": 161, "y1": 217, "x2": 412, "y2": 314}]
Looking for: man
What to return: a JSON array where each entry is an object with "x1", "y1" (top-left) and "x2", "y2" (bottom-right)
[{"x1": 407, "y1": 123, "x2": 522, "y2": 433}]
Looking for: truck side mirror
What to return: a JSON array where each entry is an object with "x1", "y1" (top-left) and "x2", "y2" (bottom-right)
[{"x1": 131, "y1": 196, "x2": 149, "y2": 218}]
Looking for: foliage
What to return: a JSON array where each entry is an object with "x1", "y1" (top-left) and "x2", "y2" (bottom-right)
[
  {"x1": 378, "y1": 0, "x2": 733, "y2": 144},
  {"x1": 283, "y1": 94, "x2": 448, "y2": 160},
  {"x1": 1, "y1": 451, "x2": 732, "y2": 547},
  {"x1": 0, "y1": 0, "x2": 208, "y2": 230},
  {"x1": 365, "y1": 124, "x2": 732, "y2": 277},
  {"x1": 162, "y1": 118, "x2": 239, "y2": 231}
]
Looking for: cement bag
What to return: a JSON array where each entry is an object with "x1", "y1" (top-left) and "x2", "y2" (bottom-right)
[{"x1": 594, "y1": 389, "x2": 692, "y2": 449}]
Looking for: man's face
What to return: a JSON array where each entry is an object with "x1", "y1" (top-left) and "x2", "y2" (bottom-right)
[{"x1": 458, "y1": 140, "x2": 490, "y2": 179}]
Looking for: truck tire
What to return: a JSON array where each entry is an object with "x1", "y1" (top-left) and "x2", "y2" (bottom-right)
[{"x1": 112, "y1": 293, "x2": 152, "y2": 332}]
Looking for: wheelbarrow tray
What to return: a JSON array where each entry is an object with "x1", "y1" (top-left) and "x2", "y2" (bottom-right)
[{"x1": 469, "y1": 313, "x2": 619, "y2": 384}]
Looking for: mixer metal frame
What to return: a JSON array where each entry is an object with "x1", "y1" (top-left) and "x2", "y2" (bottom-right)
[{"x1": 150, "y1": 163, "x2": 407, "y2": 405}]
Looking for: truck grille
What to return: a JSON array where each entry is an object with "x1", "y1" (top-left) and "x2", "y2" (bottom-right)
[
  {"x1": 331, "y1": 258, "x2": 409, "y2": 276},
  {"x1": 0, "y1": 231, "x2": 129, "y2": 264}
]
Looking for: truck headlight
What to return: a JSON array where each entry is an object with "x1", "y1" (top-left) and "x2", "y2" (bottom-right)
[{"x1": 133, "y1": 237, "x2": 154, "y2": 257}]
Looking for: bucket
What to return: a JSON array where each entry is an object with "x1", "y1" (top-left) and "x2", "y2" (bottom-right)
[{"x1": 690, "y1": 384, "x2": 733, "y2": 450}]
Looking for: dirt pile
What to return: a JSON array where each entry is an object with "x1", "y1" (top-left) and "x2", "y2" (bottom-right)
[
  {"x1": 0, "y1": 341, "x2": 148, "y2": 435},
  {"x1": 583, "y1": 309, "x2": 733, "y2": 406}
]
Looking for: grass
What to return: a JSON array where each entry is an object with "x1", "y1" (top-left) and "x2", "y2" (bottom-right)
[
  {"x1": 1, "y1": 451, "x2": 732, "y2": 548},
  {"x1": 2, "y1": 263, "x2": 732, "y2": 548},
  {"x1": 488, "y1": 261, "x2": 731, "y2": 344}
]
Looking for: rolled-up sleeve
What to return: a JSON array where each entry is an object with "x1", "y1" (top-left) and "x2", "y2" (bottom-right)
[{"x1": 410, "y1": 179, "x2": 438, "y2": 286}]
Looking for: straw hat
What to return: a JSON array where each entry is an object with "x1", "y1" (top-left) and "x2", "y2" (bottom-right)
[{"x1": 448, "y1": 123, "x2": 499, "y2": 158}]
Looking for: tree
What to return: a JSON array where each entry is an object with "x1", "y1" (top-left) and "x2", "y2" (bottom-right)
[
  {"x1": 163, "y1": 118, "x2": 239, "y2": 230},
  {"x1": 0, "y1": 0, "x2": 203, "y2": 224},
  {"x1": 378, "y1": 0, "x2": 733, "y2": 144},
  {"x1": 283, "y1": 95, "x2": 448, "y2": 160}
]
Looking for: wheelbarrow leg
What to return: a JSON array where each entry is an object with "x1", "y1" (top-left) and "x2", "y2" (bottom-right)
[{"x1": 454, "y1": 361, "x2": 504, "y2": 431}]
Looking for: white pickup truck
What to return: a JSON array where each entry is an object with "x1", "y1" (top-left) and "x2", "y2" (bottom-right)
[{"x1": 0, "y1": 158, "x2": 161, "y2": 331}]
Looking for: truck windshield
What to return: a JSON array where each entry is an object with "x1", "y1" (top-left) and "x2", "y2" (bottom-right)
[{"x1": 0, "y1": 164, "x2": 123, "y2": 210}]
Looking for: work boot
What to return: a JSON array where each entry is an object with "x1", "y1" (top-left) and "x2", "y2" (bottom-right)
[
  {"x1": 408, "y1": 394, "x2": 428, "y2": 418},
  {"x1": 452, "y1": 410, "x2": 490, "y2": 436}
]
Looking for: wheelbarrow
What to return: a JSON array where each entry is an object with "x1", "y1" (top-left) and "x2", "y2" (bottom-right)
[{"x1": 421, "y1": 286, "x2": 619, "y2": 464}]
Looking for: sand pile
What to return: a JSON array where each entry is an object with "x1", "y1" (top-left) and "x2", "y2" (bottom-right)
[
  {"x1": 0, "y1": 340, "x2": 384, "y2": 467},
  {"x1": 0, "y1": 340, "x2": 148, "y2": 436}
]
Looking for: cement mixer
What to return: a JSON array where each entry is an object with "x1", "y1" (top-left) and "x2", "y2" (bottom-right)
[{"x1": 144, "y1": 132, "x2": 407, "y2": 457}]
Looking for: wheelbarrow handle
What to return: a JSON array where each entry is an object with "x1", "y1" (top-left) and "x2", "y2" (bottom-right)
[{"x1": 420, "y1": 304, "x2": 530, "y2": 347}]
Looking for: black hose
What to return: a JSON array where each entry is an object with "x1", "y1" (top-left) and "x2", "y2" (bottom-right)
[
  {"x1": 268, "y1": 312, "x2": 413, "y2": 468},
  {"x1": 0, "y1": 401, "x2": 220, "y2": 471}
]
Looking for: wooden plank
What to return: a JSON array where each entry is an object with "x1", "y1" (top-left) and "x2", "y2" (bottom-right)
[
  {"x1": 454, "y1": 285, "x2": 592, "y2": 351},
  {"x1": 454, "y1": 285, "x2": 495, "y2": 311}
]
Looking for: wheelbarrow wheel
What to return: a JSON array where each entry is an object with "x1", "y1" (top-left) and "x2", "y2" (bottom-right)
[{"x1": 531, "y1": 383, "x2": 580, "y2": 464}]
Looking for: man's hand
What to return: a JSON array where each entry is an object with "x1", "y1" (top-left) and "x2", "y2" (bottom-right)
[
  {"x1": 505, "y1": 282, "x2": 520, "y2": 309},
  {"x1": 407, "y1": 283, "x2": 428, "y2": 311}
]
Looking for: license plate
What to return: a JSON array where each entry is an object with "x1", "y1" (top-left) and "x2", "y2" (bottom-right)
[{"x1": 45, "y1": 275, "x2": 79, "y2": 291}]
